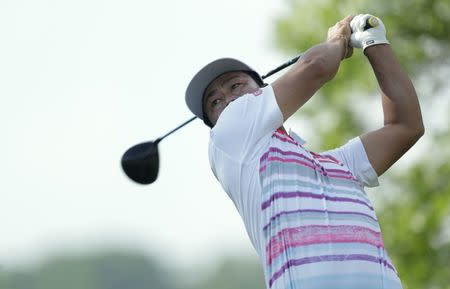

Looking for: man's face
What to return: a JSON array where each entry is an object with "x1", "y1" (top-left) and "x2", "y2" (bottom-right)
[{"x1": 203, "y1": 71, "x2": 260, "y2": 126}]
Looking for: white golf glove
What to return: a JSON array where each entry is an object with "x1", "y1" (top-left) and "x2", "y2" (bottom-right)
[{"x1": 350, "y1": 14, "x2": 389, "y2": 51}]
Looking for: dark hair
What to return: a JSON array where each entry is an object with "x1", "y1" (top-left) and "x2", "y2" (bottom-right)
[{"x1": 202, "y1": 71, "x2": 265, "y2": 128}]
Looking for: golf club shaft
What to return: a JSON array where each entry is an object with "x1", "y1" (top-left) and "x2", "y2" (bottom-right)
[
  {"x1": 155, "y1": 116, "x2": 197, "y2": 144},
  {"x1": 261, "y1": 54, "x2": 302, "y2": 79},
  {"x1": 155, "y1": 54, "x2": 303, "y2": 143}
]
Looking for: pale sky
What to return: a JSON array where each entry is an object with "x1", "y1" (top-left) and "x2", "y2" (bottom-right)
[{"x1": 0, "y1": 0, "x2": 290, "y2": 270}]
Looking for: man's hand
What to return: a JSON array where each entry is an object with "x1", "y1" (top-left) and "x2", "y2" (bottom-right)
[
  {"x1": 327, "y1": 15, "x2": 354, "y2": 59},
  {"x1": 350, "y1": 14, "x2": 390, "y2": 52}
]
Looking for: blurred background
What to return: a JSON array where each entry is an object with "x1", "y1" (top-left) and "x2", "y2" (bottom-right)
[{"x1": 0, "y1": 0, "x2": 449, "y2": 288}]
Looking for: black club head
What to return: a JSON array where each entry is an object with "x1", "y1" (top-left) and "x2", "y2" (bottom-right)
[{"x1": 121, "y1": 141, "x2": 160, "y2": 184}]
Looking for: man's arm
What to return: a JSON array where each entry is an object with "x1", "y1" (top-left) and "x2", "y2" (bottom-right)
[
  {"x1": 272, "y1": 15, "x2": 353, "y2": 121},
  {"x1": 360, "y1": 44, "x2": 424, "y2": 176}
]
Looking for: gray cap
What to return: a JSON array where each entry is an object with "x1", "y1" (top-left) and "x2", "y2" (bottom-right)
[{"x1": 185, "y1": 58, "x2": 262, "y2": 120}]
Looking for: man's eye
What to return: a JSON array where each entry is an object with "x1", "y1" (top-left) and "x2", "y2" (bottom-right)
[
  {"x1": 211, "y1": 99, "x2": 221, "y2": 107},
  {"x1": 231, "y1": 83, "x2": 242, "y2": 90}
]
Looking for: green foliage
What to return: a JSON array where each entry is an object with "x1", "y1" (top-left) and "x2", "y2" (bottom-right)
[
  {"x1": 274, "y1": 1, "x2": 450, "y2": 288},
  {"x1": 378, "y1": 159, "x2": 450, "y2": 288},
  {"x1": 276, "y1": 0, "x2": 450, "y2": 70}
]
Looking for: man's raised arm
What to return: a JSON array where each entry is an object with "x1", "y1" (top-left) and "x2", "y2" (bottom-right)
[
  {"x1": 272, "y1": 15, "x2": 354, "y2": 121},
  {"x1": 351, "y1": 15, "x2": 424, "y2": 176}
]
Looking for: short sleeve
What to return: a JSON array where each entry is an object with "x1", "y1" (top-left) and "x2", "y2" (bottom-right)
[
  {"x1": 323, "y1": 137, "x2": 379, "y2": 187},
  {"x1": 210, "y1": 85, "x2": 283, "y2": 162}
]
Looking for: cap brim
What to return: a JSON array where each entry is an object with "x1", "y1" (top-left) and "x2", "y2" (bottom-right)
[{"x1": 185, "y1": 58, "x2": 260, "y2": 120}]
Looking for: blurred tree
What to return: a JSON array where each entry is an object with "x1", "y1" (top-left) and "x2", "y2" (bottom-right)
[
  {"x1": 274, "y1": 1, "x2": 450, "y2": 289},
  {"x1": 190, "y1": 257, "x2": 265, "y2": 289},
  {"x1": 0, "y1": 253, "x2": 270, "y2": 289},
  {"x1": 0, "y1": 250, "x2": 177, "y2": 289},
  {"x1": 0, "y1": 270, "x2": 37, "y2": 289}
]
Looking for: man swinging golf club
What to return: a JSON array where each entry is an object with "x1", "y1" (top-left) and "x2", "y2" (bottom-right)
[{"x1": 185, "y1": 14, "x2": 423, "y2": 289}]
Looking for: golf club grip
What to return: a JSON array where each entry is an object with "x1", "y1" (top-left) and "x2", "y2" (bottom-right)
[{"x1": 363, "y1": 16, "x2": 379, "y2": 30}]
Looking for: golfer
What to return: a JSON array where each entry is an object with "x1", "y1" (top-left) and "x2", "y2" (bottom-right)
[{"x1": 185, "y1": 14, "x2": 423, "y2": 289}]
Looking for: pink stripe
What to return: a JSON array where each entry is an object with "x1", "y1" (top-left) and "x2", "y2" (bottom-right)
[
  {"x1": 325, "y1": 154, "x2": 342, "y2": 164},
  {"x1": 327, "y1": 173, "x2": 356, "y2": 180},
  {"x1": 273, "y1": 133, "x2": 298, "y2": 145},
  {"x1": 259, "y1": 147, "x2": 355, "y2": 180},
  {"x1": 260, "y1": 147, "x2": 314, "y2": 163},
  {"x1": 260, "y1": 157, "x2": 358, "y2": 182},
  {"x1": 317, "y1": 159, "x2": 340, "y2": 165},
  {"x1": 265, "y1": 225, "x2": 384, "y2": 265},
  {"x1": 275, "y1": 128, "x2": 288, "y2": 135},
  {"x1": 259, "y1": 165, "x2": 267, "y2": 173},
  {"x1": 311, "y1": 152, "x2": 342, "y2": 165},
  {"x1": 267, "y1": 156, "x2": 317, "y2": 170}
]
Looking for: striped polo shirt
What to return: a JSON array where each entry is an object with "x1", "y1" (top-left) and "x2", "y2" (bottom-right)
[
  {"x1": 259, "y1": 129, "x2": 402, "y2": 289},
  {"x1": 209, "y1": 85, "x2": 403, "y2": 289}
]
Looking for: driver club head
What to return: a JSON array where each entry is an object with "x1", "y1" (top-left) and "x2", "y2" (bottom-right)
[{"x1": 121, "y1": 141, "x2": 160, "y2": 184}]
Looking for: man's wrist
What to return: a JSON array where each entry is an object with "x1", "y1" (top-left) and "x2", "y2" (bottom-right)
[
  {"x1": 364, "y1": 43, "x2": 390, "y2": 56},
  {"x1": 328, "y1": 35, "x2": 348, "y2": 60}
]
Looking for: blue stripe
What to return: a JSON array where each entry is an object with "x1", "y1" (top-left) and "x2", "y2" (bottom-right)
[
  {"x1": 268, "y1": 254, "x2": 397, "y2": 287},
  {"x1": 261, "y1": 191, "x2": 374, "y2": 211},
  {"x1": 267, "y1": 242, "x2": 385, "y2": 272},
  {"x1": 262, "y1": 209, "x2": 379, "y2": 235},
  {"x1": 274, "y1": 273, "x2": 403, "y2": 289},
  {"x1": 260, "y1": 162, "x2": 362, "y2": 187},
  {"x1": 261, "y1": 179, "x2": 370, "y2": 202}
]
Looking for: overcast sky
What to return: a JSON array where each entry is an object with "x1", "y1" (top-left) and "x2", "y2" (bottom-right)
[{"x1": 0, "y1": 0, "x2": 292, "y2": 270}]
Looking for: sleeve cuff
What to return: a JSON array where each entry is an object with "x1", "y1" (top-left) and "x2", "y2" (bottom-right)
[{"x1": 354, "y1": 137, "x2": 379, "y2": 187}]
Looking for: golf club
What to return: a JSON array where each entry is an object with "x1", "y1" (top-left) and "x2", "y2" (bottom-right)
[{"x1": 121, "y1": 54, "x2": 303, "y2": 185}]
